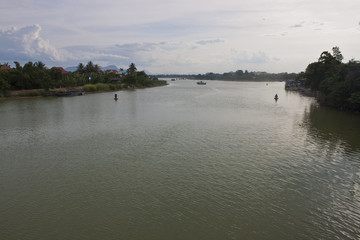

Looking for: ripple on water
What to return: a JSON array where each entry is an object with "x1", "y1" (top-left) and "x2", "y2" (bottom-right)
[{"x1": 0, "y1": 81, "x2": 360, "y2": 240}]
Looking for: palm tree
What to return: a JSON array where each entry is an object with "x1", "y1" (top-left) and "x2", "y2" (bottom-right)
[
  {"x1": 34, "y1": 61, "x2": 46, "y2": 70},
  {"x1": 77, "y1": 63, "x2": 85, "y2": 73},
  {"x1": 125, "y1": 63, "x2": 137, "y2": 86},
  {"x1": 14, "y1": 61, "x2": 22, "y2": 71},
  {"x1": 94, "y1": 64, "x2": 101, "y2": 73},
  {"x1": 127, "y1": 63, "x2": 137, "y2": 75},
  {"x1": 85, "y1": 61, "x2": 95, "y2": 73}
]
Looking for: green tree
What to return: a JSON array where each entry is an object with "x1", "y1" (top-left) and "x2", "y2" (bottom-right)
[
  {"x1": 94, "y1": 64, "x2": 101, "y2": 73},
  {"x1": 77, "y1": 63, "x2": 85, "y2": 73},
  {"x1": 127, "y1": 63, "x2": 137, "y2": 75},
  {"x1": 318, "y1": 51, "x2": 336, "y2": 64},
  {"x1": 10, "y1": 61, "x2": 25, "y2": 89},
  {"x1": 304, "y1": 47, "x2": 360, "y2": 111},
  {"x1": 23, "y1": 62, "x2": 37, "y2": 89},
  {"x1": 0, "y1": 76, "x2": 10, "y2": 97},
  {"x1": 85, "y1": 61, "x2": 95, "y2": 73},
  {"x1": 50, "y1": 68, "x2": 63, "y2": 87},
  {"x1": 14, "y1": 61, "x2": 22, "y2": 71},
  {"x1": 332, "y1": 46, "x2": 343, "y2": 63},
  {"x1": 124, "y1": 63, "x2": 137, "y2": 86},
  {"x1": 34, "y1": 61, "x2": 46, "y2": 70},
  {"x1": 136, "y1": 71, "x2": 149, "y2": 86},
  {"x1": 85, "y1": 61, "x2": 101, "y2": 73},
  {"x1": 235, "y1": 70, "x2": 244, "y2": 78}
]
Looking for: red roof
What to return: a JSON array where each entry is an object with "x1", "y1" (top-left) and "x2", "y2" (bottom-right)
[
  {"x1": 0, "y1": 65, "x2": 11, "y2": 71},
  {"x1": 53, "y1": 67, "x2": 70, "y2": 75},
  {"x1": 105, "y1": 69, "x2": 120, "y2": 74}
]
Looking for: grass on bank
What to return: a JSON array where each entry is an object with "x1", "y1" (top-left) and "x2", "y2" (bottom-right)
[
  {"x1": 83, "y1": 83, "x2": 122, "y2": 92},
  {"x1": 83, "y1": 80, "x2": 168, "y2": 92}
]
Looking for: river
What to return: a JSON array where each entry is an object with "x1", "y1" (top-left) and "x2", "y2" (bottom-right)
[{"x1": 1, "y1": 80, "x2": 359, "y2": 240}]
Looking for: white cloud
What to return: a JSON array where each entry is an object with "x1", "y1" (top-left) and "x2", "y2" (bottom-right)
[
  {"x1": 231, "y1": 50, "x2": 270, "y2": 65},
  {"x1": 195, "y1": 39, "x2": 225, "y2": 45},
  {"x1": 0, "y1": 24, "x2": 63, "y2": 62},
  {"x1": 290, "y1": 24, "x2": 303, "y2": 28}
]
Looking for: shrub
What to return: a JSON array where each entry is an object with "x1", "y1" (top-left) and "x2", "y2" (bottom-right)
[
  {"x1": 83, "y1": 84, "x2": 97, "y2": 92},
  {"x1": 109, "y1": 84, "x2": 122, "y2": 90},
  {"x1": 95, "y1": 83, "x2": 110, "y2": 91}
]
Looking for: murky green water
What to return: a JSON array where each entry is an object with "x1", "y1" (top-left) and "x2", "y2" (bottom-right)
[{"x1": 1, "y1": 80, "x2": 360, "y2": 240}]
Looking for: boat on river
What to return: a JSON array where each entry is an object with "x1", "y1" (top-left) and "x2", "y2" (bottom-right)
[{"x1": 197, "y1": 81, "x2": 207, "y2": 85}]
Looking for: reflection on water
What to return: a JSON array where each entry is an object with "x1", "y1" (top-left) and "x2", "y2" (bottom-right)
[
  {"x1": 303, "y1": 103, "x2": 360, "y2": 152},
  {"x1": 301, "y1": 103, "x2": 360, "y2": 240}
]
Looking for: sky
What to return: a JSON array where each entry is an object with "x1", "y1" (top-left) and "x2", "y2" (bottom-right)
[{"x1": 0, "y1": 0, "x2": 359, "y2": 74}]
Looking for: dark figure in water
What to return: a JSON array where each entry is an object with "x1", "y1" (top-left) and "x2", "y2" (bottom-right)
[{"x1": 274, "y1": 94, "x2": 279, "y2": 101}]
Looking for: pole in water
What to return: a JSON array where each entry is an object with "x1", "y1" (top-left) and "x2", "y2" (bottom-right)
[{"x1": 114, "y1": 94, "x2": 118, "y2": 101}]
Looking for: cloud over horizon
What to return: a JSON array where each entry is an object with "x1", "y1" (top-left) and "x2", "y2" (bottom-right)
[
  {"x1": 0, "y1": 24, "x2": 63, "y2": 63},
  {"x1": 1, "y1": 0, "x2": 360, "y2": 74},
  {"x1": 0, "y1": 25, "x2": 274, "y2": 73}
]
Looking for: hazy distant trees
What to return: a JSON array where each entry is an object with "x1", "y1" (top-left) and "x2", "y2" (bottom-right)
[
  {"x1": 235, "y1": 70, "x2": 244, "y2": 77},
  {"x1": 193, "y1": 70, "x2": 295, "y2": 81}
]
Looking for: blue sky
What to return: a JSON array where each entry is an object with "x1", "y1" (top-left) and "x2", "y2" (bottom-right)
[{"x1": 0, "y1": 0, "x2": 359, "y2": 74}]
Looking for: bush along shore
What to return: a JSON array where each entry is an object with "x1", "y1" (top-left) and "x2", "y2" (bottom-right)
[{"x1": 0, "y1": 62, "x2": 167, "y2": 99}]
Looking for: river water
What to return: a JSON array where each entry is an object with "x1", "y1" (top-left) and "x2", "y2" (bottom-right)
[{"x1": 1, "y1": 80, "x2": 360, "y2": 240}]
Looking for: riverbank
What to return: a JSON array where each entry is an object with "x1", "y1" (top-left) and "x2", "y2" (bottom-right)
[
  {"x1": 285, "y1": 86, "x2": 315, "y2": 97},
  {"x1": 0, "y1": 82, "x2": 168, "y2": 100},
  {"x1": 0, "y1": 87, "x2": 84, "y2": 100}
]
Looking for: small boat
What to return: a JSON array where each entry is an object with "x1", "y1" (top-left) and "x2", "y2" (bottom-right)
[
  {"x1": 274, "y1": 94, "x2": 279, "y2": 100},
  {"x1": 69, "y1": 91, "x2": 85, "y2": 96},
  {"x1": 197, "y1": 81, "x2": 206, "y2": 85},
  {"x1": 171, "y1": 78, "x2": 176, "y2": 81}
]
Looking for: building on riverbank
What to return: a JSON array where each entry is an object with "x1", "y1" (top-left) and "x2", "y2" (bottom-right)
[
  {"x1": 53, "y1": 67, "x2": 71, "y2": 75},
  {"x1": 285, "y1": 79, "x2": 314, "y2": 97},
  {"x1": 0, "y1": 65, "x2": 11, "y2": 71},
  {"x1": 285, "y1": 79, "x2": 305, "y2": 89}
]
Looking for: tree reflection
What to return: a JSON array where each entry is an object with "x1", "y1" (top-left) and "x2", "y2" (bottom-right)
[{"x1": 302, "y1": 103, "x2": 360, "y2": 153}]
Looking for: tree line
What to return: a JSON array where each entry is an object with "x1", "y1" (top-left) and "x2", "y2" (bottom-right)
[
  {"x1": 156, "y1": 71, "x2": 296, "y2": 81},
  {"x1": 300, "y1": 47, "x2": 360, "y2": 111},
  {"x1": 0, "y1": 61, "x2": 166, "y2": 97},
  {"x1": 193, "y1": 70, "x2": 296, "y2": 81}
]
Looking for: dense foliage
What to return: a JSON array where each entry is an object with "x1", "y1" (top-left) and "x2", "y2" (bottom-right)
[
  {"x1": 304, "y1": 47, "x2": 360, "y2": 111},
  {"x1": 0, "y1": 61, "x2": 59, "y2": 92},
  {"x1": 0, "y1": 61, "x2": 166, "y2": 97}
]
